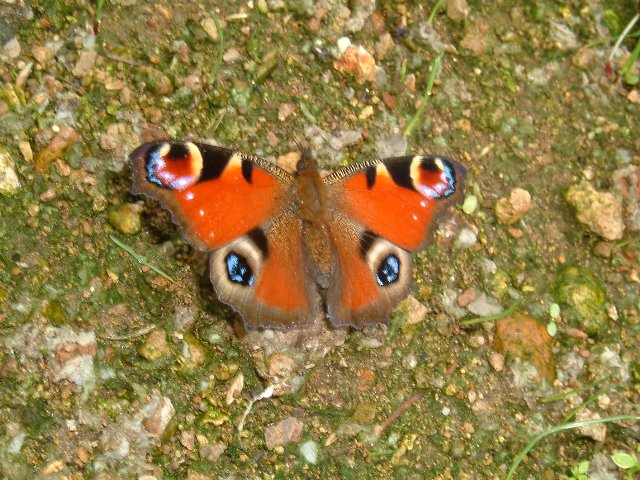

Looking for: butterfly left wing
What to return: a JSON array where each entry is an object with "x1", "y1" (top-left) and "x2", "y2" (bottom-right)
[
  {"x1": 325, "y1": 155, "x2": 466, "y2": 327},
  {"x1": 130, "y1": 141, "x2": 321, "y2": 329}
]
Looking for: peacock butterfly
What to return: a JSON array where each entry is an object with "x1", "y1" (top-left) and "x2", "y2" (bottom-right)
[{"x1": 130, "y1": 141, "x2": 466, "y2": 330}]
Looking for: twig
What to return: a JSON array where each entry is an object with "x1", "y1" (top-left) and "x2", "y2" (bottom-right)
[
  {"x1": 109, "y1": 235, "x2": 175, "y2": 282},
  {"x1": 238, "y1": 385, "x2": 274, "y2": 432},
  {"x1": 208, "y1": 11, "x2": 225, "y2": 84},
  {"x1": 404, "y1": 53, "x2": 443, "y2": 136},
  {"x1": 100, "y1": 51, "x2": 147, "y2": 68},
  {"x1": 374, "y1": 392, "x2": 425, "y2": 436}
]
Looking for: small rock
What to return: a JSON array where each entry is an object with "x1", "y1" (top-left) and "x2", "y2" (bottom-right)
[
  {"x1": 148, "y1": 70, "x2": 173, "y2": 95},
  {"x1": 142, "y1": 395, "x2": 175, "y2": 438},
  {"x1": 278, "y1": 103, "x2": 295, "y2": 121},
  {"x1": 72, "y1": 50, "x2": 98, "y2": 77},
  {"x1": 447, "y1": 0, "x2": 469, "y2": 21},
  {"x1": 34, "y1": 126, "x2": 78, "y2": 173},
  {"x1": 138, "y1": 330, "x2": 170, "y2": 361},
  {"x1": 565, "y1": 181, "x2": 625, "y2": 240},
  {"x1": 328, "y1": 130, "x2": 362, "y2": 151},
  {"x1": 264, "y1": 417, "x2": 303, "y2": 450},
  {"x1": 381, "y1": 92, "x2": 396, "y2": 110},
  {"x1": 108, "y1": 203, "x2": 143, "y2": 234},
  {"x1": 488, "y1": 351, "x2": 505, "y2": 372},
  {"x1": 299, "y1": 440, "x2": 319, "y2": 465},
  {"x1": 593, "y1": 241, "x2": 615, "y2": 258},
  {"x1": 225, "y1": 373, "x2": 244, "y2": 405},
  {"x1": 174, "y1": 304, "x2": 196, "y2": 331},
  {"x1": 376, "y1": 134, "x2": 407, "y2": 158},
  {"x1": 119, "y1": 86, "x2": 132, "y2": 105},
  {"x1": 180, "y1": 430, "x2": 195, "y2": 451},
  {"x1": 575, "y1": 410, "x2": 606, "y2": 442},
  {"x1": 276, "y1": 151, "x2": 301, "y2": 173},
  {"x1": 200, "y1": 442, "x2": 226, "y2": 462},
  {"x1": 494, "y1": 312, "x2": 555, "y2": 383},
  {"x1": 611, "y1": 165, "x2": 640, "y2": 232},
  {"x1": 344, "y1": 0, "x2": 375, "y2": 33},
  {"x1": 3, "y1": 37, "x2": 21, "y2": 59},
  {"x1": 551, "y1": 21, "x2": 578, "y2": 51},
  {"x1": 467, "y1": 293, "x2": 502, "y2": 317},
  {"x1": 400, "y1": 295, "x2": 428, "y2": 325},
  {"x1": 181, "y1": 334, "x2": 207, "y2": 366},
  {"x1": 440, "y1": 288, "x2": 468, "y2": 319},
  {"x1": 223, "y1": 48, "x2": 241, "y2": 63},
  {"x1": 0, "y1": 149, "x2": 21, "y2": 196},
  {"x1": 333, "y1": 45, "x2": 377, "y2": 82},
  {"x1": 201, "y1": 16, "x2": 220, "y2": 42},
  {"x1": 457, "y1": 288, "x2": 477, "y2": 308},
  {"x1": 495, "y1": 188, "x2": 531, "y2": 225},
  {"x1": 267, "y1": 353, "x2": 296, "y2": 377},
  {"x1": 32, "y1": 45, "x2": 53, "y2": 65},
  {"x1": 455, "y1": 227, "x2": 477, "y2": 248},
  {"x1": 572, "y1": 48, "x2": 596, "y2": 71},
  {"x1": 374, "y1": 32, "x2": 394, "y2": 60},
  {"x1": 18, "y1": 141, "x2": 32, "y2": 163},
  {"x1": 45, "y1": 326, "x2": 97, "y2": 389},
  {"x1": 553, "y1": 265, "x2": 607, "y2": 335}
]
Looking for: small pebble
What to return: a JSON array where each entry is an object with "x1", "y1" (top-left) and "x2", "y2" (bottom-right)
[
  {"x1": 495, "y1": 188, "x2": 531, "y2": 225},
  {"x1": 264, "y1": 417, "x2": 303, "y2": 450},
  {"x1": 299, "y1": 440, "x2": 319, "y2": 465},
  {"x1": 138, "y1": 330, "x2": 170, "y2": 361},
  {"x1": 565, "y1": 181, "x2": 624, "y2": 240},
  {"x1": 108, "y1": 203, "x2": 143, "y2": 235},
  {"x1": 333, "y1": 45, "x2": 377, "y2": 82},
  {"x1": 0, "y1": 149, "x2": 21, "y2": 196}
]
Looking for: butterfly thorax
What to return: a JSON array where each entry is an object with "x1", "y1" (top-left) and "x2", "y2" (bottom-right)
[{"x1": 293, "y1": 153, "x2": 334, "y2": 288}]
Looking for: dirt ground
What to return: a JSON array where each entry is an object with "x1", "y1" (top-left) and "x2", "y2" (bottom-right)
[{"x1": 1, "y1": 0, "x2": 639, "y2": 479}]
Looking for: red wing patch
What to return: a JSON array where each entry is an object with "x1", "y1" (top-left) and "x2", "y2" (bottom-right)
[
  {"x1": 131, "y1": 141, "x2": 289, "y2": 251},
  {"x1": 328, "y1": 156, "x2": 466, "y2": 252}
]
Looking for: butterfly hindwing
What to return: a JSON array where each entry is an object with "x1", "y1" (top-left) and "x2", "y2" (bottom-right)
[
  {"x1": 208, "y1": 213, "x2": 323, "y2": 329},
  {"x1": 326, "y1": 216, "x2": 413, "y2": 328}
]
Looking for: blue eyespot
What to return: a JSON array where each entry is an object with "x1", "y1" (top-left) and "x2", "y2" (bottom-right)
[
  {"x1": 146, "y1": 149, "x2": 165, "y2": 187},
  {"x1": 376, "y1": 254, "x2": 400, "y2": 286},
  {"x1": 225, "y1": 253, "x2": 255, "y2": 286}
]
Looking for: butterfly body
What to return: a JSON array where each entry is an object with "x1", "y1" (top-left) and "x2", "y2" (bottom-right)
[{"x1": 131, "y1": 141, "x2": 466, "y2": 330}]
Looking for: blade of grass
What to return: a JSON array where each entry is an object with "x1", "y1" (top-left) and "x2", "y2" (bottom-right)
[
  {"x1": 541, "y1": 372, "x2": 616, "y2": 403},
  {"x1": 427, "y1": 0, "x2": 446, "y2": 25},
  {"x1": 403, "y1": 53, "x2": 443, "y2": 137},
  {"x1": 506, "y1": 415, "x2": 640, "y2": 480},
  {"x1": 109, "y1": 235, "x2": 175, "y2": 283},
  {"x1": 208, "y1": 11, "x2": 225, "y2": 84},
  {"x1": 607, "y1": 13, "x2": 640, "y2": 71},
  {"x1": 460, "y1": 299, "x2": 521, "y2": 326},
  {"x1": 96, "y1": 0, "x2": 105, "y2": 23},
  {"x1": 563, "y1": 388, "x2": 613, "y2": 422}
]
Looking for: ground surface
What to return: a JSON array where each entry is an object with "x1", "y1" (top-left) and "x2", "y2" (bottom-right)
[{"x1": 1, "y1": 0, "x2": 639, "y2": 479}]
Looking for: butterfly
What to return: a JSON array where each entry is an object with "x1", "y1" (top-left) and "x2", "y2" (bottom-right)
[{"x1": 130, "y1": 141, "x2": 466, "y2": 330}]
